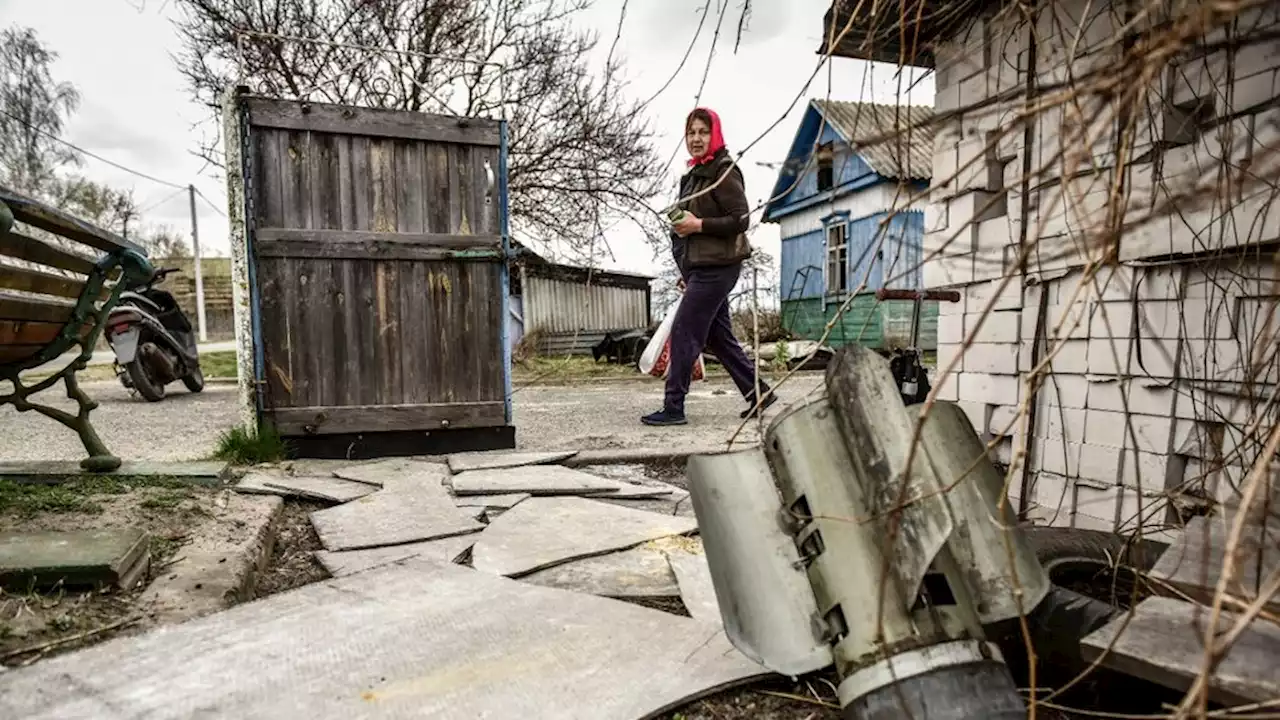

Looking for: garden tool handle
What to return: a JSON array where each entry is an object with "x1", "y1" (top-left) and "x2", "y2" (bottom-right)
[{"x1": 875, "y1": 289, "x2": 962, "y2": 303}]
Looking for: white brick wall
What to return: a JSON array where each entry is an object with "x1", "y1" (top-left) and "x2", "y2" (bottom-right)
[{"x1": 926, "y1": 0, "x2": 1280, "y2": 529}]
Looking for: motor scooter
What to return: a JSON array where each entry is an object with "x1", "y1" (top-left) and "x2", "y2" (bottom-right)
[{"x1": 105, "y1": 267, "x2": 204, "y2": 402}]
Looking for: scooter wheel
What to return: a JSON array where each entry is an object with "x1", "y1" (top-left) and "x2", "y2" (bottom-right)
[
  {"x1": 126, "y1": 359, "x2": 165, "y2": 402},
  {"x1": 182, "y1": 364, "x2": 205, "y2": 393}
]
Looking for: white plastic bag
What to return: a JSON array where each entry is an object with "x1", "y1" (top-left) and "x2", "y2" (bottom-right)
[{"x1": 638, "y1": 296, "x2": 705, "y2": 380}]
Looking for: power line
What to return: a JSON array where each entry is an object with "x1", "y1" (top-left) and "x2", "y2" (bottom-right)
[
  {"x1": 137, "y1": 187, "x2": 187, "y2": 215},
  {"x1": 194, "y1": 188, "x2": 228, "y2": 218},
  {"x1": 0, "y1": 107, "x2": 187, "y2": 191}
]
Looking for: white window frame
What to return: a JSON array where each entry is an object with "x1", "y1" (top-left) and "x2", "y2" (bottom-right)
[{"x1": 825, "y1": 220, "x2": 849, "y2": 296}]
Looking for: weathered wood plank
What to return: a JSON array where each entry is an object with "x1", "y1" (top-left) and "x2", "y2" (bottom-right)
[
  {"x1": 281, "y1": 130, "x2": 311, "y2": 231},
  {"x1": 1148, "y1": 515, "x2": 1280, "y2": 613},
  {"x1": 255, "y1": 230, "x2": 501, "y2": 262},
  {"x1": 254, "y1": 131, "x2": 287, "y2": 228},
  {"x1": 396, "y1": 140, "x2": 426, "y2": 234},
  {"x1": 0, "y1": 231, "x2": 97, "y2": 275},
  {"x1": 334, "y1": 262, "x2": 359, "y2": 406},
  {"x1": 299, "y1": 257, "x2": 334, "y2": 408},
  {"x1": 1080, "y1": 596, "x2": 1280, "y2": 706},
  {"x1": 447, "y1": 145, "x2": 466, "y2": 235},
  {"x1": 0, "y1": 291, "x2": 74, "y2": 323},
  {"x1": 244, "y1": 97, "x2": 502, "y2": 147},
  {"x1": 353, "y1": 260, "x2": 380, "y2": 406},
  {"x1": 309, "y1": 132, "x2": 342, "y2": 231},
  {"x1": 0, "y1": 319, "x2": 90, "y2": 346},
  {"x1": 348, "y1": 135, "x2": 373, "y2": 232},
  {"x1": 335, "y1": 135, "x2": 356, "y2": 231},
  {"x1": 0, "y1": 186, "x2": 142, "y2": 254},
  {"x1": 256, "y1": 258, "x2": 293, "y2": 410},
  {"x1": 375, "y1": 261, "x2": 404, "y2": 405},
  {"x1": 371, "y1": 139, "x2": 397, "y2": 233},
  {"x1": 425, "y1": 144, "x2": 451, "y2": 235},
  {"x1": 420, "y1": 262, "x2": 444, "y2": 403},
  {"x1": 0, "y1": 265, "x2": 103, "y2": 302},
  {"x1": 269, "y1": 401, "x2": 507, "y2": 435},
  {"x1": 398, "y1": 262, "x2": 423, "y2": 404}
]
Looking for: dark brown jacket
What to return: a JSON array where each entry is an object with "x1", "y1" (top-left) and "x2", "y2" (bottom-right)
[{"x1": 672, "y1": 150, "x2": 752, "y2": 272}]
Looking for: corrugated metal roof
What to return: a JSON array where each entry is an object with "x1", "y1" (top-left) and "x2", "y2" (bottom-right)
[{"x1": 811, "y1": 100, "x2": 935, "y2": 180}]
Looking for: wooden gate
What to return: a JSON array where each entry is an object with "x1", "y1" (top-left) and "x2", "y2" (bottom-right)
[{"x1": 225, "y1": 93, "x2": 513, "y2": 457}]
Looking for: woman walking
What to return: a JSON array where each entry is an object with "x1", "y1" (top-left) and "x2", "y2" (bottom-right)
[{"x1": 642, "y1": 108, "x2": 777, "y2": 426}]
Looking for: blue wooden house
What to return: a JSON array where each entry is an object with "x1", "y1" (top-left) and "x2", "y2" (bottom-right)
[{"x1": 764, "y1": 100, "x2": 939, "y2": 350}]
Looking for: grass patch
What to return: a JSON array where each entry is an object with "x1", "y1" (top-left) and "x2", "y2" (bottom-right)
[
  {"x1": 213, "y1": 424, "x2": 289, "y2": 465},
  {"x1": 200, "y1": 350, "x2": 237, "y2": 378},
  {"x1": 0, "y1": 475, "x2": 190, "y2": 518}
]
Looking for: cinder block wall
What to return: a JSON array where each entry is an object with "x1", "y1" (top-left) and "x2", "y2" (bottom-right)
[{"x1": 922, "y1": 1, "x2": 1280, "y2": 536}]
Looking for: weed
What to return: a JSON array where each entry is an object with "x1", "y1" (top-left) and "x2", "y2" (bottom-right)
[
  {"x1": 199, "y1": 351, "x2": 237, "y2": 378},
  {"x1": 771, "y1": 339, "x2": 792, "y2": 371},
  {"x1": 0, "y1": 475, "x2": 195, "y2": 519},
  {"x1": 0, "y1": 481, "x2": 102, "y2": 517},
  {"x1": 139, "y1": 492, "x2": 187, "y2": 512},
  {"x1": 213, "y1": 424, "x2": 289, "y2": 465}
]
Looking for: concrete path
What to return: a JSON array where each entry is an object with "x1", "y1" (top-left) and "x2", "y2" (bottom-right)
[
  {"x1": 71, "y1": 340, "x2": 238, "y2": 367},
  {"x1": 0, "y1": 375, "x2": 824, "y2": 463}
]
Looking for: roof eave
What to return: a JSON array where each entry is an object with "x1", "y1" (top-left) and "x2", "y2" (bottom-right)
[{"x1": 818, "y1": 0, "x2": 996, "y2": 68}]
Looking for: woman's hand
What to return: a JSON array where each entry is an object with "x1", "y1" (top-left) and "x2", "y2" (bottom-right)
[{"x1": 672, "y1": 213, "x2": 704, "y2": 238}]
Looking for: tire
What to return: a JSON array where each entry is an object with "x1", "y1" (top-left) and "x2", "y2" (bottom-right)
[
  {"x1": 182, "y1": 363, "x2": 205, "y2": 393},
  {"x1": 125, "y1": 358, "x2": 165, "y2": 402},
  {"x1": 1024, "y1": 526, "x2": 1169, "y2": 607}
]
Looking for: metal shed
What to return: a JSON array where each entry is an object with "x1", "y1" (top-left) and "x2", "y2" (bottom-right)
[
  {"x1": 223, "y1": 91, "x2": 515, "y2": 458},
  {"x1": 509, "y1": 257, "x2": 652, "y2": 356}
]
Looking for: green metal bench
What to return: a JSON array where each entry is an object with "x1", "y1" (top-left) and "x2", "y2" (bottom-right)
[{"x1": 0, "y1": 185, "x2": 154, "y2": 471}]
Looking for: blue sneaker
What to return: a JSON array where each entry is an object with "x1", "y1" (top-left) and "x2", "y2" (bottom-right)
[{"x1": 641, "y1": 409, "x2": 688, "y2": 426}]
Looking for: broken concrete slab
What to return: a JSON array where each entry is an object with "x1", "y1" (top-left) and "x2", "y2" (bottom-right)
[
  {"x1": 0, "y1": 560, "x2": 768, "y2": 720},
  {"x1": 451, "y1": 465, "x2": 626, "y2": 497},
  {"x1": 585, "y1": 485, "x2": 675, "y2": 500},
  {"x1": 310, "y1": 465, "x2": 484, "y2": 552},
  {"x1": 235, "y1": 473, "x2": 377, "y2": 503},
  {"x1": 140, "y1": 492, "x2": 282, "y2": 625},
  {"x1": 472, "y1": 496, "x2": 698, "y2": 577},
  {"x1": 668, "y1": 551, "x2": 721, "y2": 625},
  {"x1": 0, "y1": 529, "x2": 150, "y2": 591},
  {"x1": 446, "y1": 450, "x2": 578, "y2": 474},
  {"x1": 329, "y1": 458, "x2": 442, "y2": 488},
  {"x1": 520, "y1": 545, "x2": 681, "y2": 598},
  {"x1": 0, "y1": 461, "x2": 230, "y2": 486},
  {"x1": 452, "y1": 493, "x2": 531, "y2": 510},
  {"x1": 314, "y1": 535, "x2": 478, "y2": 578},
  {"x1": 1081, "y1": 596, "x2": 1280, "y2": 706}
]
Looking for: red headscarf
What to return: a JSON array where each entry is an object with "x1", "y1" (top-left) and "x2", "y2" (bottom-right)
[{"x1": 686, "y1": 107, "x2": 726, "y2": 167}]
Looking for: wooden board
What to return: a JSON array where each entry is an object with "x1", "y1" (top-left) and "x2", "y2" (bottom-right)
[
  {"x1": 0, "y1": 291, "x2": 75, "y2": 323},
  {"x1": 0, "y1": 231, "x2": 97, "y2": 275},
  {"x1": 249, "y1": 120, "x2": 506, "y2": 422},
  {"x1": 0, "y1": 264, "x2": 103, "y2": 302},
  {"x1": 1149, "y1": 515, "x2": 1280, "y2": 614},
  {"x1": 0, "y1": 186, "x2": 143, "y2": 254},
  {"x1": 270, "y1": 402, "x2": 506, "y2": 435},
  {"x1": 244, "y1": 96, "x2": 502, "y2": 146},
  {"x1": 0, "y1": 319, "x2": 90, "y2": 346},
  {"x1": 1080, "y1": 596, "x2": 1280, "y2": 706}
]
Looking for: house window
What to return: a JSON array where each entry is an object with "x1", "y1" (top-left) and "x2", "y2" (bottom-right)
[
  {"x1": 816, "y1": 143, "x2": 834, "y2": 192},
  {"x1": 825, "y1": 221, "x2": 849, "y2": 294}
]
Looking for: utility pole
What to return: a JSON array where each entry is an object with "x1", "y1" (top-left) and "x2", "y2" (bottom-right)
[{"x1": 188, "y1": 184, "x2": 208, "y2": 343}]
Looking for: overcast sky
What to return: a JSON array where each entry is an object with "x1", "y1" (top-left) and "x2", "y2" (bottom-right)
[{"x1": 0, "y1": 0, "x2": 933, "y2": 277}]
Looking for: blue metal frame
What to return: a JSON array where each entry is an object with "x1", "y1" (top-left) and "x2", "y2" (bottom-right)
[
  {"x1": 240, "y1": 99, "x2": 268, "y2": 418},
  {"x1": 498, "y1": 121, "x2": 514, "y2": 425}
]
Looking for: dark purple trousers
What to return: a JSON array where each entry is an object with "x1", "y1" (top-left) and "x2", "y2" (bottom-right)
[{"x1": 664, "y1": 263, "x2": 770, "y2": 414}]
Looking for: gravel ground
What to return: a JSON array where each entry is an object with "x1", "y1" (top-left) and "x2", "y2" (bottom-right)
[{"x1": 0, "y1": 375, "x2": 824, "y2": 463}]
